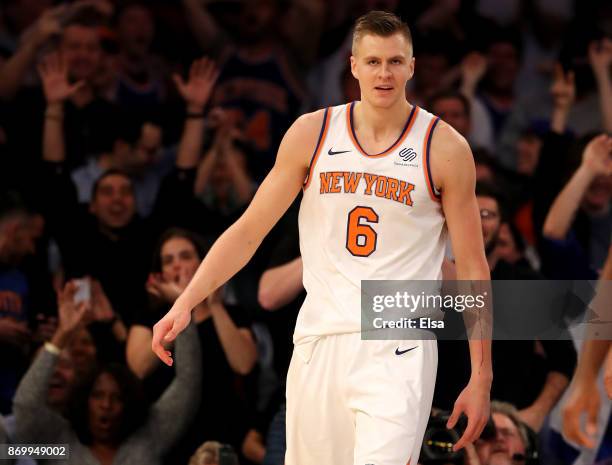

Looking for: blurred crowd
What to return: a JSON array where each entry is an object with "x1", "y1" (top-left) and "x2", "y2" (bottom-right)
[{"x1": 0, "y1": 0, "x2": 610, "y2": 464}]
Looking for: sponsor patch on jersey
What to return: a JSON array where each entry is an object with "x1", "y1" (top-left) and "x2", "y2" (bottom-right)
[{"x1": 395, "y1": 147, "x2": 418, "y2": 167}]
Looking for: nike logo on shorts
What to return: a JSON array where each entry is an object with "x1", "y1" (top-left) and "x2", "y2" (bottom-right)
[{"x1": 395, "y1": 346, "x2": 417, "y2": 355}]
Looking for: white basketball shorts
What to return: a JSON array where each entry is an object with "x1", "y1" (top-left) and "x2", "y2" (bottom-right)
[{"x1": 285, "y1": 333, "x2": 437, "y2": 465}]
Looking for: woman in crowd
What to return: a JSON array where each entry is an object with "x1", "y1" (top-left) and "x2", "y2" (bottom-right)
[
  {"x1": 126, "y1": 227, "x2": 257, "y2": 463},
  {"x1": 13, "y1": 281, "x2": 201, "y2": 465}
]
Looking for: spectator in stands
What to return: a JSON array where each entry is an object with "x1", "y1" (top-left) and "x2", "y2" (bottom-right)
[
  {"x1": 193, "y1": 108, "x2": 256, "y2": 220},
  {"x1": 13, "y1": 279, "x2": 201, "y2": 465},
  {"x1": 182, "y1": 0, "x2": 325, "y2": 181},
  {"x1": 2, "y1": 4, "x2": 120, "y2": 175},
  {"x1": 497, "y1": 37, "x2": 611, "y2": 169},
  {"x1": 478, "y1": 29, "x2": 522, "y2": 144},
  {"x1": 0, "y1": 191, "x2": 40, "y2": 414},
  {"x1": 464, "y1": 401, "x2": 531, "y2": 465},
  {"x1": 38, "y1": 56, "x2": 222, "y2": 326},
  {"x1": 435, "y1": 184, "x2": 576, "y2": 433},
  {"x1": 542, "y1": 134, "x2": 612, "y2": 273},
  {"x1": 109, "y1": 1, "x2": 169, "y2": 108},
  {"x1": 126, "y1": 227, "x2": 257, "y2": 463},
  {"x1": 562, "y1": 246, "x2": 612, "y2": 455}
]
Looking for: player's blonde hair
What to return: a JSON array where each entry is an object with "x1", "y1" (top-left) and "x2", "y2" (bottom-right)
[{"x1": 352, "y1": 10, "x2": 413, "y2": 56}]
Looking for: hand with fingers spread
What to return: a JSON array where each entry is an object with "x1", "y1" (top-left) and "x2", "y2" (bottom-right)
[
  {"x1": 51, "y1": 281, "x2": 91, "y2": 349},
  {"x1": 447, "y1": 377, "x2": 491, "y2": 451},
  {"x1": 581, "y1": 134, "x2": 612, "y2": 177},
  {"x1": 562, "y1": 377, "x2": 601, "y2": 448},
  {"x1": 151, "y1": 299, "x2": 192, "y2": 366},
  {"x1": 550, "y1": 63, "x2": 575, "y2": 111},
  {"x1": 38, "y1": 52, "x2": 85, "y2": 104},
  {"x1": 173, "y1": 57, "x2": 220, "y2": 113}
]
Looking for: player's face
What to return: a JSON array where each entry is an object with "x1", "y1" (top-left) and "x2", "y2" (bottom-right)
[{"x1": 350, "y1": 32, "x2": 414, "y2": 108}]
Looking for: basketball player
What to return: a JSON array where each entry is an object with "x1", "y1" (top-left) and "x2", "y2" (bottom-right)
[{"x1": 152, "y1": 11, "x2": 492, "y2": 465}]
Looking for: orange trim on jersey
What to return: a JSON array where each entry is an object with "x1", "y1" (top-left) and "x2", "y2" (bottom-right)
[
  {"x1": 423, "y1": 116, "x2": 442, "y2": 202},
  {"x1": 346, "y1": 102, "x2": 419, "y2": 158},
  {"x1": 303, "y1": 108, "x2": 331, "y2": 189}
]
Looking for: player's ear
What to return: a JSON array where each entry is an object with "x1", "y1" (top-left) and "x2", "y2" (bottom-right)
[
  {"x1": 407, "y1": 57, "x2": 415, "y2": 81},
  {"x1": 350, "y1": 55, "x2": 358, "y2": 80}
]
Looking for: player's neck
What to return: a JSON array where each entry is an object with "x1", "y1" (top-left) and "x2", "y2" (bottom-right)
[{"x1": 355, "y1": 99, "x2": 412, "y2": 140}]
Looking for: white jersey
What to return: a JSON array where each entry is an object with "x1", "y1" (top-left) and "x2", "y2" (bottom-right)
[{"x1": 295, "y1": 102, "x2": 447, "y2": 345}]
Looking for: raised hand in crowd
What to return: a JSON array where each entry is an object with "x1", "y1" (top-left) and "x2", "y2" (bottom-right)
[
  {"x1": 49, "y1": 281, "x2": 90, "y2": 349},
  {"x1": 460, "y1": 52, "x2": 487, "y2": 99},
  {"x1": 38, "y1": 52, "x2": 85, "y2": 105},
  {"x1": 173, "y1": 57, "x2": 220, "y2": 113},
  {"x1": 589, "y1": 38, "x2": 612, "y2": 133},
  {"x1": 543, "y1": 134, "x2": 612, "y2": 240},
  {"x1": 550, "y1": 63, "x2": 575, "y2": 134},
  {"x1": 89, "y1": 279, "x2": 127, "y2": 342},
  {"x1": 581, "y1": 134, "x2": 612, "y2": 178}
]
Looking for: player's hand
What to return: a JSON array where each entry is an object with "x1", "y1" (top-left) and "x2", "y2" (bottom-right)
[
  {"x1": 562, "y1": 378, "x2": 600, "y2": 448},
  {"x1": 447, "y1": 376, "x2": 491, "y2": 451},
  {"x1": 151, "y1": 301, "x2": 191, "y2": 366}
]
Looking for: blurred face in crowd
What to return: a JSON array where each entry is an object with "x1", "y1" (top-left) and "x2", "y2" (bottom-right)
[
  {"x1": 238, "y1": 0, "x2": 278, "y2": 42},
  {"x1": 583, "y1": 175, "x2": 612, "y2": 214},
  {"x1": 47, "y1": 350, "x2": 76, "y2": 409},
  {"x1": 113, "y1": 123, "x2": 163, "y2": 176},
  {"x1": 160, "y1": 237, "x2": 200, "y2": 284},
  {"x1": 412, "y1": 52, "x2": 449, "y2": 100},
  {"x1": 351, "y1": 32, "x2": 414, "y2": 109},
  {"x1": 516, "y1": 133, "x2": 542, "y2": 176},
  {"x1": 431, "y1": 97, "x2": 470, "y2": 136},
  {"x1": 117, "y1": 5, "x2": 155, "y2": 58},
  {"x1": 90, "y1": 174, "x2": 136, "y2": 229},
  {"x1": 68, "y1": 327, "x2": 97, "y2": 380},
  {"x1": 60, "y1": 25, "x2": 103, "y2": 83},
  {"x1": 0, "y1": 214, "x2": 39, "y2": 265},
  {"x1": 482, "y1": 412, "x2": 526, "y2": 465},
  {"x1": 485, "y1": 42, "x2": 520, "y2": 94},
  {"x1": 495, "y1": 223, "x2": 522, "y2": 264},
  {"x1": 88, "y1": 372, "x2": 124, "y2": 443},
  {"x1": 477, "y1": 195, "x2": 501, "y2": 255}
]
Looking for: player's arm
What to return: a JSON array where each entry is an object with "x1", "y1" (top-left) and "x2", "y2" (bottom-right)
[
  {"x1": 152, "y1": 110, "x2": 324, "y2": 365},
  {"x1": 430, "y1": 121, "x2": 492, "y2": 450}
]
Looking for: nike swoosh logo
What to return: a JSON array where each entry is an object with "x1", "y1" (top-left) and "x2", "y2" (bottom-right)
[
  {"x1": 395, "y1": 346, "x2": 417, "y2": 356},
  {"x1": 328, "y1": 148, "x2": 351, "y2": 155}
]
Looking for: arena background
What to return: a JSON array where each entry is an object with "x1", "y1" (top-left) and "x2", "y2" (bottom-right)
[{"x1": 0, "y1": 0, "x2": 610, "y2": 464}]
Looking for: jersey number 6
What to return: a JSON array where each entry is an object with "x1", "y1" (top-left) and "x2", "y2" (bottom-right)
[{"x1": 346, "y1": 206, "x2": 379, "y2": 257}]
